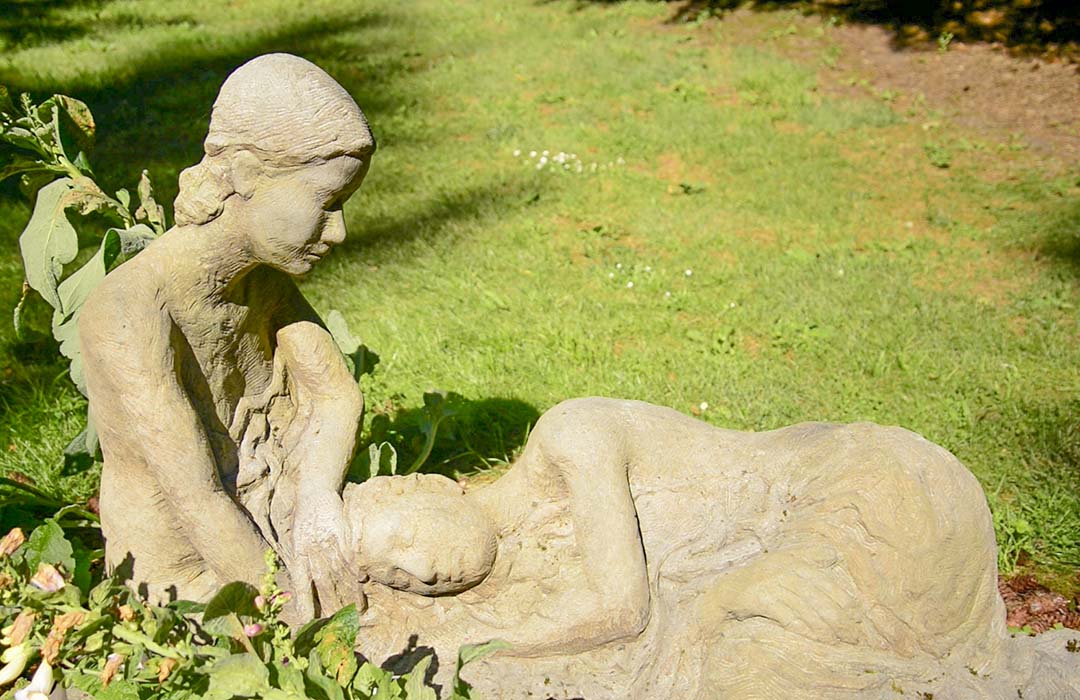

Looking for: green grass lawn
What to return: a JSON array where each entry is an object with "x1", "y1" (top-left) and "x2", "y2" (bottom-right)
[{"x1": 1, "y1": 0, "x2": 1078, "y2": 589}]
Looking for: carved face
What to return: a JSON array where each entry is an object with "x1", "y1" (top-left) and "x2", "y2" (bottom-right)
[
  {"x1": 243, "y1": 155, "x2": 369, "y2": 275},
  {"x1": 344, "y1": 481, "x2": 498, "y2": 596}
]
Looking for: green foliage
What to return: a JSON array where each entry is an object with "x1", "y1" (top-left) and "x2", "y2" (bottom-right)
[
  {"x1": 1, "y1": 90, "x2": 166, "y2": 470},
  {"x1": 0, "y1": 519, "x2": 491, "y2": 700}
]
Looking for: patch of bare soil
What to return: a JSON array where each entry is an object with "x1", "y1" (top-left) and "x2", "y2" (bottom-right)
[
  {"x1": 1000, "y1": 574, "x2": 1080, "y2": 633},
  {"x1": 825, "y1": 22, "x2": 1080, "y2": 166}
]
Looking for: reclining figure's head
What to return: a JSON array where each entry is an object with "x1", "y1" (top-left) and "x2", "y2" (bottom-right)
[
  {"x1": 343, "y1": 474, "x2": 498, "y2": 596},
  {"x1": 174, "y1": 53, "x2": 376, "y2": 274}
]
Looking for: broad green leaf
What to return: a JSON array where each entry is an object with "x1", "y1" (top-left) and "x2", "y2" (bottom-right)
[
  {"x1": 326, "y1": 310, "x2": 360, "y2": 355},
  {"x1": 205, "y1": 653, "x2": 270, "y2": 699},
  {"x1": 64, "y1": 174, "x2": 112, "y2": 216},
  {"x1": 52, "y1": 228, "x2": 120, "y2": 394},
  {"x1": 23, "y1": 518, "x2": 75, "y2": 572},
  {"x1": 272, "y1": 659, "x2": 307, "y2": 696},
  {"x1": 326, "y1": 309, "x2": 379, "y2": 380},
  {"x1": 372, "y1": 673, "x2": 403, "y2": 700},
  {"x1": 351, "y1": 662, "x2": 391, "y2": 696},
  {"x1": 456, "y1": 639, "x2": 509, "y2": 669},
  {"x1": 2, "y1": 124, "x2": 42, "y2": 153},
  {"x1": 19, "y1": 177, "x2": 79, "y2": 309},
  {"x1": 451, "y1": 639, "x2": 510, "y2": 700},
  {"x1": 293, "y1": 617, "x2": 330, "y2": 658},
  {"x1": 314, "y1": 603, "x2": 360, "y2": 686},
  {"x1": 401, "y1": 655, "x2": 436, "y2": 700},
  {"x1": 55, "y1": 94, "x2": 95, "y2": 153},
  {"x1": 95, "y1": 679, "x2": 140, "y2": 700},
  {"x1": 203, "y1": 580, "x2": 260, "y2": 620},
  {"x1": 116, "y1": 223, "x2": 157, "y2": 258},
  {"x1": 0, "y1": 157, "x2": 50, "y2": 184},
  {"x1": 304, "y1": 650, "x2": 346, "y2": 700}
]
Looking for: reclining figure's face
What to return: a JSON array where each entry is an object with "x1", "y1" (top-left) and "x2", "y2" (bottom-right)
[
  {"x1": 345, "y1": 477, "x2": 498, "y2": 596},
  {"x1": 243, "y1": 154, "x2": 369, "y2": 275}
]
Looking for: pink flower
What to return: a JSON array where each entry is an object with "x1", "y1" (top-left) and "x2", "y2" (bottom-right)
[{"x1": 243, "y1": 624, "x2": 263, "y2": 637}]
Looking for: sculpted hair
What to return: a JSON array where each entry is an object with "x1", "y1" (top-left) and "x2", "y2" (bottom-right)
[{"x1": 174, "y1": 53, "x2": 375, "y2": 227}]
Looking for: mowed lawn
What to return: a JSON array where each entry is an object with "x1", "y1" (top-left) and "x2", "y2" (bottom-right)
[{"x1": 0, "y1": 0, "x2": 1078, "y2": 588}]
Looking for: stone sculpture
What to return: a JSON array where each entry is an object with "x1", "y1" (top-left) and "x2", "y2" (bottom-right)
[
  {"x1": 80, "y1": 53, "x2": 374, "y2": 620},
  {"x1": 342, "y1": 398, "x2": 1080, "y2": 699},
  {"x1": 80, "y1": 54, "x2": 1080, "y2": 699}
]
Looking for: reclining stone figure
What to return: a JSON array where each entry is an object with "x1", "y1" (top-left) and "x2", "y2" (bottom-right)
[{"x1": 339, "y1": 397, "x2": 1079, "y2": 699}]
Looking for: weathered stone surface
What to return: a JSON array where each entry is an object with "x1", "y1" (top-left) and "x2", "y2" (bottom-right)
[
  {"x1": 343, "y1": 399, "x2": 1080, "y2": 699},
  {"x1": 80, "y1": 53, "x2": 374, "y2": 619}
]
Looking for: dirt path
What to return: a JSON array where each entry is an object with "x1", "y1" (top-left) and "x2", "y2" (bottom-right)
[{"x1": 826, "y1": 21, "x2": 1080, "y2": 167}]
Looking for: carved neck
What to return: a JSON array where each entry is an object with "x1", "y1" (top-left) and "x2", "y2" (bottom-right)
[{"x1": 175, "y1": 216, "x2": 260, "y2": 297}]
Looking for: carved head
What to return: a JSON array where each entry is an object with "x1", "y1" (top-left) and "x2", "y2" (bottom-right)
[
  {"x1": 342, "y1": 474, "x2": 498, "y2": 596},
  {"x1": 174, "y1": 53, "x2": 376, "y2": 274}
]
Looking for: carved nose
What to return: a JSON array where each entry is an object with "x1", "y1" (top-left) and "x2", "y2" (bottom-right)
[{"x1": 322, "y1": 210, "x2": 347, "y2": 245}]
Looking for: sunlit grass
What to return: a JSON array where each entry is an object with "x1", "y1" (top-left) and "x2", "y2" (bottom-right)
[{"x1": 0, "y1": 0, "x2": 1077, "y2": 586}]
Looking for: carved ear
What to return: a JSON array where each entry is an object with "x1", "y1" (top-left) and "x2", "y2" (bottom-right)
[{"x1": 230, "y1": 150, "x2": 262, "y2": 199}]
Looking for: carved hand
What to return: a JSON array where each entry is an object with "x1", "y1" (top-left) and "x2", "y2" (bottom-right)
[{"x1": 289, "y1": 489, "x2": 367, "y2": 619}]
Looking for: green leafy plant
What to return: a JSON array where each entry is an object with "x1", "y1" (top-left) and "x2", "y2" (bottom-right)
[
  {"x1": 0, "y1": 521, "x2": 499, "y2": 699},
  {"x1": 1, "y1": 88, "x2": 165, "y2": 465}
]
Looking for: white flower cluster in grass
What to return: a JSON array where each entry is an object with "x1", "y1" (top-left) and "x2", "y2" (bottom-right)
[{"x1": 512, "y1": 148, "x2": 626, "y2": 173}]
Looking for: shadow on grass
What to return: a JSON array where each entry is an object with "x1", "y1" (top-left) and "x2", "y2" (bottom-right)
[
  {"x1": 352, "y1": 393, "x2": 541, "y2": 482},
  {"x1": 1035, "y1": 196, "x2": 1080, "y2": 277},
  {"x1": 0, "y1": 5, "x2": 417, "y2": 216},
  {"x1": 567, "y1": 0, "x2": 1080, "y2": 56},
  {"x1": 0, "y1": 0, "x2": 105, "y2": 50}
]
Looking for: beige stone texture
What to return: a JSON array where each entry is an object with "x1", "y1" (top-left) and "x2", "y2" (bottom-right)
[
  {"x1": 80, "y1": 53, "x2": 374, "y2": 620},
  {"x1": 344, "y1": 399, "x2": 1080, "y2": 699}
]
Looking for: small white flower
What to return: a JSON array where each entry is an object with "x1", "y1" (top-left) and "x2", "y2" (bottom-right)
[
  {"x1": 904, "y1": 221, "x2": 914, "y2": 229},
  {"x1": 729, "y1": 302, "x2": 736, "y2": 308},
  {"x1": 644, "y1": 265, "x2": 651, "y2": 272},
  {"x1": 699, "y1": 402, "x2": 709, "y2": 411},
  {"x1": 512, "y1": 149, "x2": 521, "y2": 157},
  {"x1": 542, "y1": 150, "x2": 549, "y2": 156},
  {"x1": 664, "y1": 291, "x2": 672, "y2": 298},
  {"x1": 529, "y1": 150, "x2": 537, "y2": 158},
  {"x1": 536, "y1": 163, "x2": 544, "y2": 170},
  {"x1": 837, "y1": 268, "x2": 845, "y2": 276},
  {"x1": 615, "y1": 263, "x2": 622, "y2": 270},
  {"x1": 539, "y1": 156, "x2": 548, "y2": 164},
  {"x1": 0, "y1": 644, "x2": 30, "y2": 686},
  {"x1": 685, "y1": 269, "x2": 693, "y2": 276},
  {"x1": 626, "y1": 281, "x2": 634, "y2": 288},
  {"x1": 608, "y1": 272, "x2": 615, "y2": 278},
  {"x1": 12, "y1": 658, "x2": 58, "y2": 700},
  {"x1": 617, "y1": 157, "x2": 626, "y2": 164}
]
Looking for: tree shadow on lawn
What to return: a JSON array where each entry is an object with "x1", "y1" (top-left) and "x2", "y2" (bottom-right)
[
  {"x1": 351, "y1": 393, "x2": 541, "y2": 483},
  {"x1": 0, "y1": 6, "x2": 420, "y2": 217},
  {"x1": 1035, "y1": 196, "x2": 1080, "y2": 278},
  {"x1": 564, "y1": 0, "x2": 1080, "y2": 56},
  {"x1": 0, "y1": 0, "x2": 107, "y2": 50}
]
